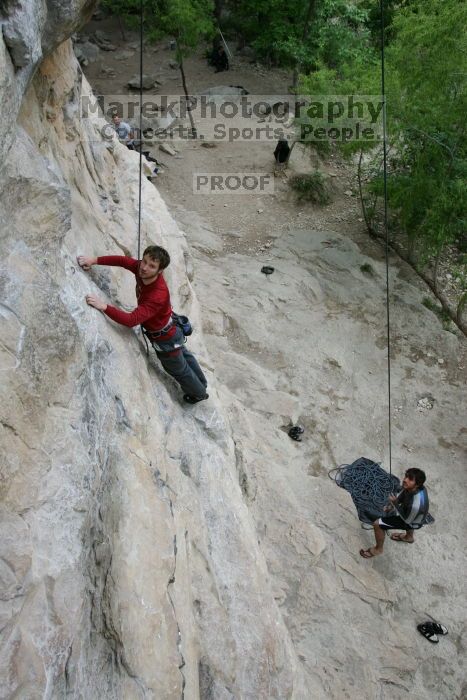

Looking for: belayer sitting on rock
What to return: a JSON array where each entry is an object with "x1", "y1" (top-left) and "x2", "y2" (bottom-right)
[
  {"x1": 360, "y1": 468, "x2": 430, "y2": 559},
  {"x1": 77, "y1": 247, "x2": 209, "y2": 404},
  {"x1": 112, "y1": 114, "x2": 135, "y2": 149},
  {"x1": 111, "y1": 114, "x2": 159, "y2": 178}
]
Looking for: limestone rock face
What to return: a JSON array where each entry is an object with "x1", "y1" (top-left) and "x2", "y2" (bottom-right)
[
  {"x1": 0, "y1": 0, "x2": 95, "y2": 167},
  {"x1": 1, "y1": 3, "x2": 466, "y2": 699},
  {"x1": 0, "y1": 15, "x2": 319, "y2": 700}
]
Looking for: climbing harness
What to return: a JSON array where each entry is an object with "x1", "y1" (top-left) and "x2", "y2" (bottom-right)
[
  {"x1": 142, "y1": 313, "x2": 193, "y2": 343},
  {"x1": 142, "y1": 317, "x2": 175, "y2": 341}
]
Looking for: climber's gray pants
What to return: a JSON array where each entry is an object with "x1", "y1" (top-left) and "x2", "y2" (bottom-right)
[{"x1": 152, "y1": 328, "x2": 207, "y2": 398}]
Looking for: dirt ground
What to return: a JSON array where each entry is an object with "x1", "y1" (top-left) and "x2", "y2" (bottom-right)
[{"x1": 79, "y1": 16, "x2": 374, "y2": 261}]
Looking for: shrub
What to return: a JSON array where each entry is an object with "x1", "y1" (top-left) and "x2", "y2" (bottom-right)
[{"x1": 289, "y1": 172, "x2": 330, "y2": 205}]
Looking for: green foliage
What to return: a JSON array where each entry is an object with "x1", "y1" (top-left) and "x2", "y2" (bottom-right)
[
  {"x1": 224, "y1": 0, "x2": 371, "y2": 71},
  {"x1": 360, "y1": 263, "x2": 375, "y2": 276},
  {"x1": 152, "y1": 0, "x2": 215, "y2": 57},
  {"x1": 100, "y1": 0, "x2": 215, "y2": 56},
  {"x1": 289, "y1": 172, "x2": 330, "y2": 205},
  {"x1": 382, "y1": 0, "x2": 467, "y2": 258},
  {"x1": 300, "y1": 0, "x2": 466, "y2": 268},
  {"x1": 99, "y1": 0, "x2": 147, "y2": 28}
]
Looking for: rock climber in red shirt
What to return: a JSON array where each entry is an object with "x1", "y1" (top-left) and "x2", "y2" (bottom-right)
[{"x1": 77, "y1": 246, "x2": 208, "y2": 404}]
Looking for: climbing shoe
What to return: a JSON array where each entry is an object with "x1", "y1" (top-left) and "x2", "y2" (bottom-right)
[{"x1": 183, "y1": 394, "x2": 209, "y2": 404}]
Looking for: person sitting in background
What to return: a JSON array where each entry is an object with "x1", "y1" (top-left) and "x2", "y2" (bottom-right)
[
  {"x1": 111, "y1": 114, "x2": 159, "y2": 178},
  {"x1": 112, "y1": 114, "x2": 135, "y2": 148}
]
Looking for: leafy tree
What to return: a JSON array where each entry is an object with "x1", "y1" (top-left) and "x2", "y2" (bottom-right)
[
  {"x1": 100, "y1": 0, "x2": 215, "y2": 136},
  {"x1": 383, "y1": 0, "x2": 466, "y2": 261},
  {"x1": 225, "y1": 0, "x2": 370, "y2": 80},
  {"x1": 300, "y1": 0, "x2": 467, "y2": 328},
  {"x1": 152, "y1": 0, "x2": 214, "y2": 135}
]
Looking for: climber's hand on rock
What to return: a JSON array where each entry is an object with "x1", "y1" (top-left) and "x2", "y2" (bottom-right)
[
  {"x1": 77, "y1": 255, "x2": 97, "y2": 271},
  {"x1": 86, "y1": 294, "x2": 107, "y2": 311}
]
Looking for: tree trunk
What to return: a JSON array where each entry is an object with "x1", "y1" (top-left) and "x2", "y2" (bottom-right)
[
  {"x1": 179, "y1": 56, "x2": 197, "y2": 139},
  {"x1": 457, "y1": 291, "x2": 467, "y2": 329},
  {"x1": 117, "y1": 15, "x2": 126, "y2": 42},
  {"x1": 357, "y1": 148, "x2": 376, "y2": 237},
  {"x1": 292, "y1": 0, "x2": 316, "y2": 91},
  {"x1": 371, "y1": 232, "x2": 467, "y2": 335},
  {"x1": 433, "y1": 245, "x2": 443, "y2": 296},
  {"x1": 213, "y1": 0, "x2": 223, "y2": 23}
]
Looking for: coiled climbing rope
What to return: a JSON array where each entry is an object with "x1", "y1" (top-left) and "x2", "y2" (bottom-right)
[{"x1": 329, "y1": 458, "x2": 400, "y2": 524}]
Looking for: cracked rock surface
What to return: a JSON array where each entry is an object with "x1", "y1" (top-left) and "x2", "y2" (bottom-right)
[
  {"x1": 0, "y1": 12, "x2": 315, "y2": 700},
  {"x1": 1, "y1": 3, "x2": 466, "y2": 700}
]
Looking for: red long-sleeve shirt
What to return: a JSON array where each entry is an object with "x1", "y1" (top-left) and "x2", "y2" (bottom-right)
[{"x1": 97, "y1": 256, "x2": 176, "y2": 339}]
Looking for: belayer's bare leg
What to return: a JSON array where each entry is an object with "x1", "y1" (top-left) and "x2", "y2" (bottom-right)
[{"x1": 371, "y1": 521, "x2": 386, "y2": 555}]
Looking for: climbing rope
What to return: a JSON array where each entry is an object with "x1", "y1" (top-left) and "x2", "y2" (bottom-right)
[
  {"x1": 380, "y1": 0, "x2": 392, "y2": 474},
  {"x1": 329, "y1": 458, "x2": 400, "y2": 524},
  {"x1": 137, "y1": 0, "x2": 150, "y2": 356},
  {"x1": 137, "y1": 0, "x2": 143, "y2": 260},
  {"x1": 327, "y1": 8, "x2": 395, "y2": 516}
]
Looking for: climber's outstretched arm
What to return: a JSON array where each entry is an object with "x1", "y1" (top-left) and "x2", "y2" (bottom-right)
[{"x1": 77, "y1": 255, "x2": 139, "y2": 273}]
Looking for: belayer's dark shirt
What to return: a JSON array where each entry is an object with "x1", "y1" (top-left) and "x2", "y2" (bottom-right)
[{"x1": 394, "y1": 486, "x2": 429, "y2": 527}]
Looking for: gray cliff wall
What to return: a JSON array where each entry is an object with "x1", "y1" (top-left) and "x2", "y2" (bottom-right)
[{"x1": 0, "y1": 6, "x2": 320, "y2": 699}]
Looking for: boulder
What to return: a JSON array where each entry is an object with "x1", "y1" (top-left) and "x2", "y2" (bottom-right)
[
  {"x1": 99, "y1": 42, "x2": 117, "y2": 51},
  {"x1": 94, "y1": 29, "x2": 111, "y2": 42},
  {"x1": 159, "y1": 142, "x2": 178, "y2": 156},
  {"x1": 74, "y1": 40, "x2": 100, "y2": 66},
  {"x1": 127, "y1": 74, "x2": 157, "y2": 90},
  {"x1": 115, "y1": 50, "x2": 135, "y2": 61}
]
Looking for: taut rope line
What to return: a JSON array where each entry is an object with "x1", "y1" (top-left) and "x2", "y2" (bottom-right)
[{"x1": 380, "y1": 0, "x2": 392, "y2": 474}]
